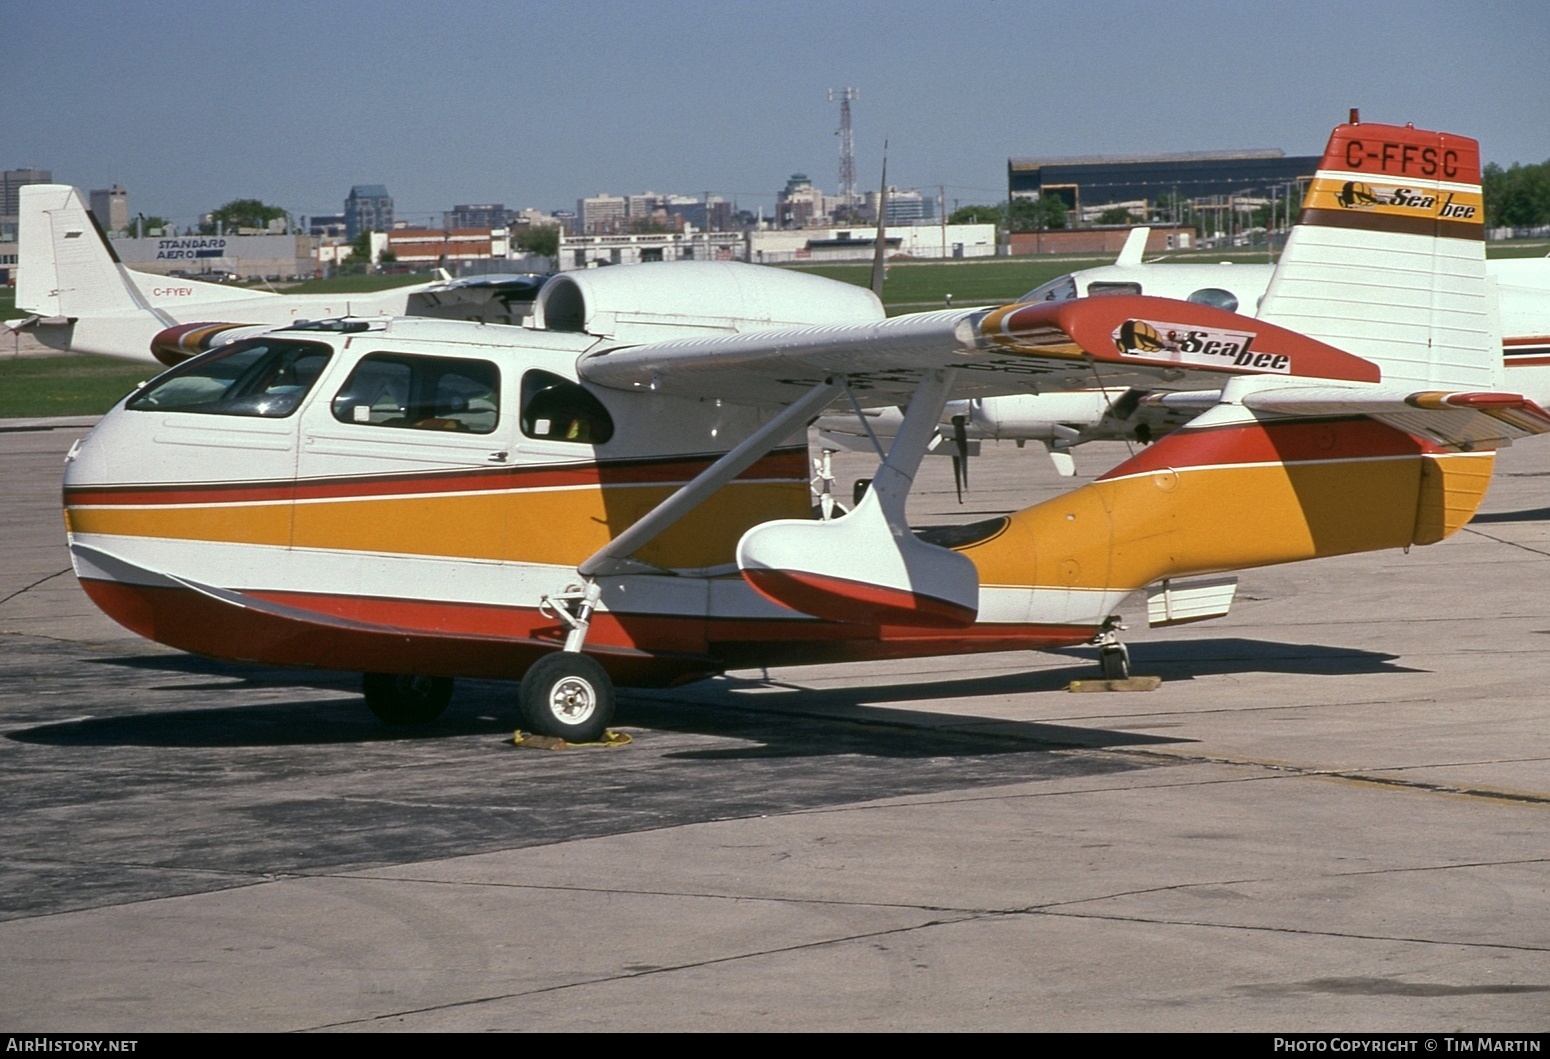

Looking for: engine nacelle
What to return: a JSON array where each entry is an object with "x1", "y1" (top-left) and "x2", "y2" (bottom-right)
[
  {"x1": 531, "y1": 261, "x2": 884, "y2": 343},
  {"x1": 965, "y1": 391, "x2": 1117, "y2": 440},
  {"x1": 149, "y1": 322, "x2": 273, "y2": 367}
]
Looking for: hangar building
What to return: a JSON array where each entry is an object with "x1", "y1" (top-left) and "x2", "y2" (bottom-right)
[{"x1": 1008, "y1": 148, "x2": 1321, "y2": 213}]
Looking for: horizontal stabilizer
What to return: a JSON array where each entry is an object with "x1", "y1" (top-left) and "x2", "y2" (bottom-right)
[{"x1": 1240, "y1": 385, "x2": 1550, "y2": 447}]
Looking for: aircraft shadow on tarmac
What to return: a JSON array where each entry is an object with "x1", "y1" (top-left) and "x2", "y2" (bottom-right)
[
  {"x1": 4, "y1": 687, "x2": 1178, "y2": 758},
  {"x1": 1470, "y1": 504, "x2": 1550, "y2": 523},
  {"x1": 8, "y1": 636, "x2": 1412, "y2": 755}
]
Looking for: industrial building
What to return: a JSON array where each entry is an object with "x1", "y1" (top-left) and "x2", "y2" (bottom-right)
[
  {"x1": 110, "y1": 233, "x2": 317, "y2": 280},
  {"x1": 749, "y1": 223, "x2": 996, "y2": 264},
  {"x1": 1008, "y1": 148, "x2": 1320, "y2": 214}
]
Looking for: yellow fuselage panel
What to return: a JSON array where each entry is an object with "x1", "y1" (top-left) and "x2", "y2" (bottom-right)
[
  {"x1": 960, "y1": 451, "x2": 1492, "y2": 591},
  {"x1": 68, "y1": 479, "x2": 811, "y2": 570}
]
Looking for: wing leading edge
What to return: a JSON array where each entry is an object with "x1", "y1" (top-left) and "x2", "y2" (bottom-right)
[{"x1": 576, "y1": 295, "x2": 1382, "y2": 407}]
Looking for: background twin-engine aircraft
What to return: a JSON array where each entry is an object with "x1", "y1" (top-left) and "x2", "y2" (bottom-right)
[
  {"x1": 51, "y1": 120, "x2": 1550, "y2": 740},
  {"x1": 5, "y1": 184, "x2": 548, "y2": 355}
]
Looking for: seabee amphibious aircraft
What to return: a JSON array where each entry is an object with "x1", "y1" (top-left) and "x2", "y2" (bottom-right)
[{"x1": 61, "y1": 118, "x2": 1550, "y2": 741}]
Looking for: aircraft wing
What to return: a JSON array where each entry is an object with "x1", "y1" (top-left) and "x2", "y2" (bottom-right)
[
  {"x1": 577, "y1": 294, "x2": 1381, "y2": 406},
  {"x1": 414, "y1": 272, "x2": 549, "y2": 296},
  {"x1": 1239, "y1": 385, "x2": 1550, "y2": 447}
]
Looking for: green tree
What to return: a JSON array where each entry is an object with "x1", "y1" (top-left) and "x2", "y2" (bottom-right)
[
  {"x1": 1008, "y1": 195, "x2": 1067, "y2": 231},
  {"x1": 127, "y1": 214, "x2": 171, "y2": 236},
  {"x1": 1484, "y1": 160, "x2": 1550, "y2": 229},
  {"x1": 1097, "y1": 206, "x2": 1137, "y2": 225},
  {"x1": 201, "y1": 199, "x2": 287, "y2": 234},
  {"x1": 339, "y1": 229, "x2": 377, "y2": 273},
  {"x1": 515, "y1": 224, "x2": 560, "y2": 259},
  {"x1": 948, "y1": 204, "x2": 1004, "y2": 226}
]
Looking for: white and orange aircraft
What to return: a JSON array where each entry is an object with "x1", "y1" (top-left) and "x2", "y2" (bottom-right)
[{"x1": 61, "y1": 119, "x2": 1550, "y2": 741}]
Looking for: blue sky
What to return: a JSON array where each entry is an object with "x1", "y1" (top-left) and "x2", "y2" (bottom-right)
[{"x1": 7, "y1": 0, "x2": 1547, "y2": 228}]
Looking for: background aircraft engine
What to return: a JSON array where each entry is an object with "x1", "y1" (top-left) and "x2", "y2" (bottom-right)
[
  {"x1": 149, "y1": 322, "x2": 272, "y2": 367},
  {"x1": 967, "y1": 391, "x2": 1116, "y2": 440},
  {"x1": 531, "y1": 261, "x2": 885, "y2": 342}
]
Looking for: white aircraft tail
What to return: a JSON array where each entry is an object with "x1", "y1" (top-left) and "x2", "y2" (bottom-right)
[
  {"x1": 1114, "y1": 226, "x2": 1149, "y2": 266},
  {"x1": 18, "y1": 184, "x2": 162, "y2": 319},
  {"x1": 16, "y1": 185, "x2": 269, "y2": 322},
  {"x1": 1258, "y1": 121, "x2": 1499, "y2": 391}
]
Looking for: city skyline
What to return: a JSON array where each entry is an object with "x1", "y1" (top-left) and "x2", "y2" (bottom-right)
[{"x1": 7, "y1": 0, "x2": 1548, "y2": 229}]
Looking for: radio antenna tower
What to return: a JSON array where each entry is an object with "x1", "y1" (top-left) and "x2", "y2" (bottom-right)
[{"x1": 828, "y1": 87, "x2": 859, "y2": 209}]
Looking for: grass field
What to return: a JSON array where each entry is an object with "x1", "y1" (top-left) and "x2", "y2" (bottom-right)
[{"x1": 0, "y1": 355, "x2": 152, "y2": 418}]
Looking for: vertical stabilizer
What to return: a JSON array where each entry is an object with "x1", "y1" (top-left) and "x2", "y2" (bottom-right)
[
  {"x1": 1114, "y1": 226, "x2": 1149, "y2": 267},
  {"x1": 1258, "y1": 122, "x2": 1497, "y2": 390},
  {"x1": 15, "y1": 185, "x2": 73, "y2": 316},
  {"x1": 19, "y1": 184, "x2": 147, "y2": 318}
]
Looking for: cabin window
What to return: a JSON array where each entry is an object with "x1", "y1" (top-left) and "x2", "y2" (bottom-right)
[
  {"x1": 1187, "y1": 287, "x2": 1240, "y2": 313},
  {"x1": 1017, "y1": 274, "x2": 1077, "y2": 304},
  {"x1": 1087, "y1": 281, "x2": 1142, "y2": 297},
  {"x1": 520, "y1": 369, "x2": 614, "y2": 445},
  {"x1": 331, "y1": 352, "x2": 500, "y2": 434},
  {"x1": 126, "y1": 339, "x2": 331, "y2": 418}
]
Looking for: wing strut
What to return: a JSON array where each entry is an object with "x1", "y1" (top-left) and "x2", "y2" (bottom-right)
[{"x1": 540, "y1": 377, "x2": 845, "y2": 654}]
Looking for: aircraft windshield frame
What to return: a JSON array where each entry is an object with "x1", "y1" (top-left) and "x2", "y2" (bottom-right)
[
  {"x1": 125, "y1": 339, "x2": 333, "y2": 419},
  {"x1": 1017, "y1": 274, "x2": 1078, "y2": 304}
]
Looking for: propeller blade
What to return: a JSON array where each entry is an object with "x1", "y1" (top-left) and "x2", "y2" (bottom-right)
[{"x1": 951, "y1": 414, "x2": 970, "y2": 503}]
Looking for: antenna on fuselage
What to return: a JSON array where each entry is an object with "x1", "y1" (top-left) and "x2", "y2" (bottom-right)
[{"x1": 870, "y1": 139, "x2": 889, "y2": 298}]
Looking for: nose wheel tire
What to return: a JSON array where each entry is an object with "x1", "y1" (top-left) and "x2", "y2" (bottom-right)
[
  {"x1": 362, "y1": 673, "x2": 454, "y2": 725},
  {"x1": 1098, "y1": 643, "x2": 1131, "y2": 681},
  {"x1": 518, "y1": 652, "x2": 615, "y2": 743}
]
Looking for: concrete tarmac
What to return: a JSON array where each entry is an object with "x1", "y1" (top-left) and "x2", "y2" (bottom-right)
[{"x1": 1, "y1": 418, "x2": 1547, "y2": 1032}]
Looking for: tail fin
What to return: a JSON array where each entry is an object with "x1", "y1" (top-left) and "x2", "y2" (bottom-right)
[
  {"x1": 17, "y1": 185, "x2": 151, "y2": 318},
  {"x1": 1258, "y1": 122, "x2": 1498, "y2": 391}
]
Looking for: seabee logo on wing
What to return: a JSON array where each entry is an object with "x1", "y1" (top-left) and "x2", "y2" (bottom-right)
[{"x1": 1113, "y1": 319, "x2": 1290, "y2": 374}]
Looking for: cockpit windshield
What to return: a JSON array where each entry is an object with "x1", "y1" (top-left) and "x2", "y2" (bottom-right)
[
  {"x1": 126, "y1": 339, "x2": 332, "y2": 418},
  {"x1": 1017, "y1": 274, "x2": 1078, "y2": 304}
]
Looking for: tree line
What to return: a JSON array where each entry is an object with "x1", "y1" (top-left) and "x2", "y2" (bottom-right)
[
  {"x1": 1483, "y1": 160, "x2": 1550, "y2": 230},
  {"x1": 948, "y1": 158, "x2": 1550, "y2": 235}
]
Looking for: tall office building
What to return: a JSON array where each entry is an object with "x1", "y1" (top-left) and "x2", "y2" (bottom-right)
[
  {"x1": 1, "y1": 167, "x2": 52, "y2": 240},
  {"x1": 345, "y1": 185, "x2": 394, "y2": 239},
  {"x1": 89, "y1": 185, "x2": 129, "y2": 232}
]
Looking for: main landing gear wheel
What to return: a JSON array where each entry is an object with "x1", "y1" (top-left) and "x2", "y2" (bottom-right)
[
  {"x1": 362, "y1": 673, "x2": 454, "y2": 725},
  {"x1": 519, "y1": 652, "x2": 615, "y2": 743},
  {"x1": 1098, "y1": 643, "x2": 1131, "y2": 681}
]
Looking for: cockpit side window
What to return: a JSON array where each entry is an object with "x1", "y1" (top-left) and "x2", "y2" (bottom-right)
[
  {"x1": 1017, "y1": 274, "x2": 1078, "y2": 304},
  {"x1": 1187, "y1": 287, "x2": 1240, "y2": 312},
  {"x1": 520, "y1": 369, "x2": 614, "y2": 445},
  {"x1": 1087, "y1": 281, "x2": 1142, "y2": 297},
  {"x1": 126, "y1": 339, "x2": 331, "y2": 418},
  {"x1": 331, "y1": 352, "x2": 500, "y2": 434}
]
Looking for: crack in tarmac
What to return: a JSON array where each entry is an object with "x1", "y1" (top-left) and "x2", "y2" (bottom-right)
[
  {"x1": 302, "y1": 879, "x2": 1550, "y2": 1030},
  {"x1": 310, "y1": 914, "x2": 981, "y2": 1030},
  {"x1": 0, "y1": 567, "x2": 71, "y2": 609},
  {"x1": 1121, "y1": 746, "x2": 1550, "y2": 806},
  {"x1": 1461, "y1": 526, "x2": 1550, "y2": 559}
]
